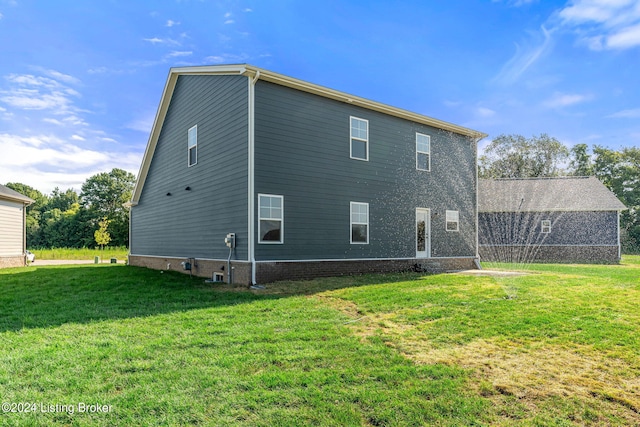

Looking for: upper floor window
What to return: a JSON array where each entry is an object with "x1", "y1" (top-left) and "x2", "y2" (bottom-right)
[
  {"x1": 188, "y1": 125, "x2": 198, "y2": 167},
  {"x1": 446, "y1": 210, "x2": 459, "y2": 232},
  {"x1": 416, "y1": 133, "x2": 430, "y2": 171},
  {"x1": 350, "y1": 117, "x2": 369, "y2": 161},
  {"x1": 541, "y1": 220, "x2": 551, "y2": 234},
  {"x1": 350, "y1": 202, "x2": 369, "y2": 244},
  {"x1": 259, "y1": 194, "x2": 284, "y2": 244}
]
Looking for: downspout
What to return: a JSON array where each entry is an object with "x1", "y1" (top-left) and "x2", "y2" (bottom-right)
[
  {"x1": 617, "y1": 210, "x2": 621, "y2": 261},
  {"x1": 474, "y1": 135, "x2": 482, "y2": 270},
  {"x1": 247, "y1": 70, "x2": 260, "y2": 284}
]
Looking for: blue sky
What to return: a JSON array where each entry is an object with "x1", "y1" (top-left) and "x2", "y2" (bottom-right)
[{"x1": 1, "y1": 0, "x2": 639, "y2": 193}]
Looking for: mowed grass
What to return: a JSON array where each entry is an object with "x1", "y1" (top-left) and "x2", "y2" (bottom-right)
[
  {"x1": 0, "y1": 259, "x2": 639, "y2": 426},
  {"x1": 29, "y1": 247, "x2": 129, "y2": 261}
]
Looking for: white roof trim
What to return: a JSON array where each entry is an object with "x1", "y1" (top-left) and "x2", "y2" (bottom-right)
[{"x1": 131, "y1": 64, "x2": 486, "y2": 203}]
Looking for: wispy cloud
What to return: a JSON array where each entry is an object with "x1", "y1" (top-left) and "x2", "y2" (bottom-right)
[
  {"x1": 607, "y1": 107, "x2": 640, "y2": 118},
  {"x1": 143, "y1": 37, "x2": 180, "y2": 46},
  {"x1": 166, "y1": 19, "x2": 179, "y2": 27},
  {"x1": 476, "y1": 107, "x2": 497, "y2": 117},
  {"x1": 0, "y1": 133, "x2": 141, "y2": 193},
  {"x1": 543, "y1": 92, "x2": 592, "y2": 108},
  {"x1": 493, "y1": 25, "x2": 553, "y2": 84},
  {"x1": 204, "y1": 53, "x2": 248, "y2": 64},
  {"x1": 167, "y1": 51, "x2": 192, "y2": 58},
  {"x1": 0, "y1": 73, "x2": 80, "y2": 112},
  {"x1": 558, "y1": 0, "x2": 640, "y2": 50}
]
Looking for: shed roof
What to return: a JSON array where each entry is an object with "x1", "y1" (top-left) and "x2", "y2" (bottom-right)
[
  {"x1": 0, "y1": 184, "x2": 34, "y2": 205},
  {"x1": 131, "y1": 64, "x2": 487, "y2": 204},
  {"x1": 478, "y1": 176, "x2": 626, "y2": 212}
]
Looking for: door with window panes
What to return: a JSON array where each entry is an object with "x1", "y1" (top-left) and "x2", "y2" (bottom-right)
[{"x1": 416, "y1": 208, "x2": 430, "y2": 258}]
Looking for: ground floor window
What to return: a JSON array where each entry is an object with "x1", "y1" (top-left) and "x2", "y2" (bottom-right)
[
  {"x1": 446, "y1": 210, "x2": 459, "y2": 231},
  {"x1": 259, "y1": 194, "x2": 283, "y2": 243},
  {"x1": 350, "y1": 202, "x2": 369, "y2": 244}
]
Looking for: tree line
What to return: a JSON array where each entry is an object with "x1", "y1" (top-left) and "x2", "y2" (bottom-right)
[
  {"x1": 479, "y1": 134, "x2": 640, "y2": 253},
  {"x1": 6, "y1": 168, "x2": 135, "y2": 249},
  {"x1": 6, "y1": 136, "x2": 639, "y2": 252}
]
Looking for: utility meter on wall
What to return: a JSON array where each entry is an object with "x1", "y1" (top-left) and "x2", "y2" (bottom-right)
[{"x1": 225, "y1": 233, "x2": 236, "y2": 249}]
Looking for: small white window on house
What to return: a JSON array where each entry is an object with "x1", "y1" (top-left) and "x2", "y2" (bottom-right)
[
  {"x1": 350, "y1": 202, "x2": 369, "y2": 244},
  {"x1": 541, "y1": 220, "x2": 551, "y2": 234},
  {"x1": 188, "y1": 125, "x2": 198, "y2": 167},
  {"x1": 446, "y1": 210, "x2": 459, "y2": 232},
  {"x1": 416, "y1": 133, "x2": 431, "y2": 171},
  {"x1": 259, "y1": 194, "x2": 283, "y2": 243},
  {"x1": 350, "y1": 117, "x2": 369, "y2": 161}
]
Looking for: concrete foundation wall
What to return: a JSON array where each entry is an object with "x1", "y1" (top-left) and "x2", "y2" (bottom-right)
[
  {"x1": 0, "y1": 255, "x2": 26, "y2": 268},
  {"x1": 479, "y1": 245, "x2": 620, "y2": 264},
  {"x1": 130, "y1": 255, "x2": 478, "y2": 284}
]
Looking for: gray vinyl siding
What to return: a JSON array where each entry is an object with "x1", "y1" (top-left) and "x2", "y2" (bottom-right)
[
  {"x1": 254, "y1": 80, "x2": 476, "y2": 261},
  {"x1": 0, "y1": 199, "x2": 24, "y2": 256},
  {"x1": 131, "y1": 75, "x2": 249, "y2": 260},
  {"x1": 478, "y1": 211, "x2": 619, "y2": 246}
]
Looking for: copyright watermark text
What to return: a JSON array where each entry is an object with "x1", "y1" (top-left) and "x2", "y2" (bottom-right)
[{"x1": 2, "y1": 402, "x2": 112, "y2": 415}]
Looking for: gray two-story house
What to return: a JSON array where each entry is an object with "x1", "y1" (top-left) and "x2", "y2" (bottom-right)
[{"x1": 129, "y1": 64, "x2": 486, "y2": 284}]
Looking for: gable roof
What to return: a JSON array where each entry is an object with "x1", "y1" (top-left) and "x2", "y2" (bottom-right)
[
  {"x1": 478, "y1": 176, "x2": 627, "y2": 212},
  {"x1": 0, "y1": 184, "x2": 34, "y2": 205},
  {"x1": 130, "y1": 64, "x2": 487, "y2": 204}
]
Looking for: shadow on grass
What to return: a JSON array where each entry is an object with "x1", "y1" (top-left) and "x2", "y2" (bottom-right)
[{"x1": 0, "y1": 264, "x2": 425, "y2": 333}]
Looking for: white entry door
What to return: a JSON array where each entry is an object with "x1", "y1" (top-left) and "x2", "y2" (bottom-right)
[{"x1": 416, "y1": 208, "x2": 431, "y2": 258}]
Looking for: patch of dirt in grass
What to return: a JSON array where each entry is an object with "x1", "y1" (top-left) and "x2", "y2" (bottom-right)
[{"x1": 322, "y1": 295, "x2": 640, "y2": 423}]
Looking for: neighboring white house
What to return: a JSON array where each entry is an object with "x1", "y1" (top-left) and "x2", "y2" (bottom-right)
[{"x1": 0, "y1": 184, "x2": 34, "y2": 268}]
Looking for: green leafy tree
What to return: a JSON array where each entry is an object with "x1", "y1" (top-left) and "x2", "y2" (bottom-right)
[
  {"x1": 81, "y1": 168, "x2": 135, "y2": 247},
  {"x1": 94, "y1": 217, "x2": 112, "y2": 250},
  {"x1": 592, "y1": 146, "x2": 640, "y2": 253},
  {"x1": 569, "y1": 143, "x2": 594, "y2": 177},
  {"x1": 479, "y1": 134, "x2": 569, "y2": 178}
]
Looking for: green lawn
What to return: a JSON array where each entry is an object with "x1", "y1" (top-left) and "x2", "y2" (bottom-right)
[
  {"x1": 0, "y1": 258, "x2": 638, "y2": 426},
  {"x1": 29, "y1": 247, "x2": 129, "y2": 261}
]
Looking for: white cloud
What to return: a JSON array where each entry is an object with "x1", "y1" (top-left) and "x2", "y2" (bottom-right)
[
  {"x1": 71, "y1": 134, "x2": 85, "y2": 141},
  {"x1": 167, "y1": 51, "x2": 192, "y2": 57},
  {"x1": 476, "y1": 107, "x2": 497, "y2": 117},
  {"x1": 224, "y1": 12, "x2": 232, "y2": 18},
  {"x1": 558, "y1": 0, "x2": 640, "y2": 50},
  {"x1": 143, "y1": 37, "x2": 180, "y2": 46},
  {"x1": 166, "y1": 19, "x2": 179, "y2": 27},
  {"x1": 543, "y1": 92, "x2": 591, "y2": 108},
  {"x1": 0, "y1": 133, "x2": 142, "y2": 193},
  {"x1": 244, "y1": 8, "x2": 253, "y2": 12},
  {"x1": 0, "y1": 12, "x2": 3, "y2": 20},
  {"x1": 493, "y1": 25, "x2": 553, "y2": 84},
  {"x1": 224, "y1": 19, "x2": 235, "y2": 24},
  {"x1": 607, "y1": 107, "x2": 640, "y2": 118},
  {"x1": 204, "y1": 53, "x2": 248, "y2": 64},
  {"x1": 0, "y1": 71, "x2": 81, "y2": 115}
]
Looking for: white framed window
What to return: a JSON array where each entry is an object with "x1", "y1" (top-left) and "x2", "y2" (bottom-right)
[
  {"x1": 188, "y1": 125, "x2": 198, "y2": 167},
  {"x1": 350, "y1": 116, "x2": 369, "y2": 161},
  {"x1": 350, "y1": 202, "x2": 369, "y2": 244},
  {"x1": 446, "y1": 210, "x2": 459, "y2": 232},
  {"x1": 541, "y1": 220, "x2": 551, "y2": 234},
  {"x1": 416, "y1": 133, "x2": 430, "y2": 171},
  {"x1": 258, "y1": 194, "x2": 283, "y2": 244}
]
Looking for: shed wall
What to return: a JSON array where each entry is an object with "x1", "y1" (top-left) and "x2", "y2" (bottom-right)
[{"x1": 0, "y1": 199, "x2": 24, "y2": 257}]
